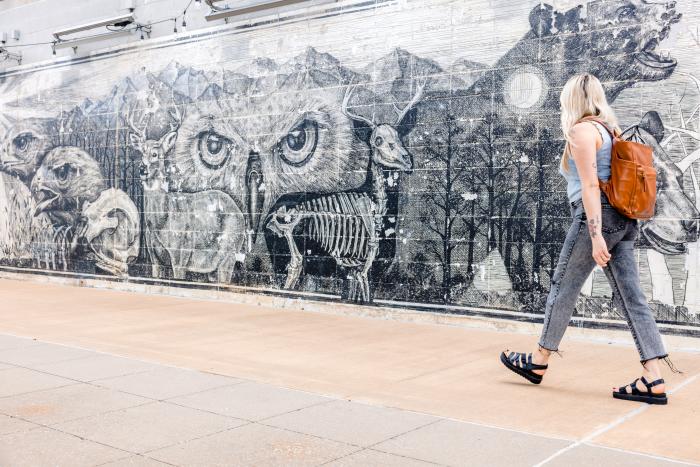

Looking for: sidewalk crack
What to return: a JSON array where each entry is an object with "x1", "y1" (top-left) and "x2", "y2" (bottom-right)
[{"x1": 532, "y1": 371, "x2": 700, "y2": 467}]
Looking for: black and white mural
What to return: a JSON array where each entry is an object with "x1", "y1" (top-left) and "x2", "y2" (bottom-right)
[{"x1": 1, "y1": 0, "x2": 699, "y2": 328}]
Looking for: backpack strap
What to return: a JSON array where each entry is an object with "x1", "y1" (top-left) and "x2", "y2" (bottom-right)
[
  {"x1": 576, "y1": 116, "x2": 616, "y2": 198},
  {"x1": 578, "y1": 116, "x2": 619, "y2": 138}
]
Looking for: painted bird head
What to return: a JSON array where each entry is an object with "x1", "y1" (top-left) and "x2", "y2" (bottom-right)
[
  {"x1": 31, "y1": 146, "x2": 106, "y2": 226},
  {"x1": 0, "y1": 118, "x2": 57, "y2": 183}
]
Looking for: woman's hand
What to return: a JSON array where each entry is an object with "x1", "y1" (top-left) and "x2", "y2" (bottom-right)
[{"x1": 591, "y1": 234, "x2": 611, "y2": 267}]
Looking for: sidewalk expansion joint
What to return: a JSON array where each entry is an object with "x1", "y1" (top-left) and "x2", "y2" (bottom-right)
[{"x1": 532, "y1": 371, "x2": 700, "y2": 467}]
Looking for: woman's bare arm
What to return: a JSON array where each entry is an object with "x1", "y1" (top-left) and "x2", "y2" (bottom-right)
[{"x1": 569, "y1": 122, "x2": 611, "y2": 266}]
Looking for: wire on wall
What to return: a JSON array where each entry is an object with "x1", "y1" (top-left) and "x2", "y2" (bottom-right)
[
  {"x1": 0, "y1": 48, "x2": 22, "y2": 64},
  {"x1": 1, "y1": 0, "x2": 199, "y2": 51}
]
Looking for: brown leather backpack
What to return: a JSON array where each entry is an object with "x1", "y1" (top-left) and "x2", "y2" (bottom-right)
[{"x1": 578, "y1": 116, "x2": 657, "y2": 220}]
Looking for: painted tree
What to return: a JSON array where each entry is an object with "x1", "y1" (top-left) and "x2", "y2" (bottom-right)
[
  {"x1": 531, "y1": 127, "x2": 569, "y2": 292},
  {"x1": 465, "y1": 115, "x2": 525, "y2": 253},
  {"x1": 499, "y1": 121, "x2": 538, "y2": 292},
  {"x1": 417, "y1": 94, "x2": 478, "y2": 301}
]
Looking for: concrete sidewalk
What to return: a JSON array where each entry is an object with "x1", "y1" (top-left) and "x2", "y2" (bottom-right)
[{"x1": 0, "y1": 278, "x2": 698, "y2": 466}]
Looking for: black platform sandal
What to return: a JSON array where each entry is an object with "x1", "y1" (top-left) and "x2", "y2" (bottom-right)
[
  {"x1": 613, "y1": 376, "x2": 667, "y2": 405},
  {"x1": 500, "y1": 351, "x2": 548, "y2": 385}
]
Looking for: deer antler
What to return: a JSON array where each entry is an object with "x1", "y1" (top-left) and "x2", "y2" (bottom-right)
[
  {"x1": 676, "y1": 148, "x2": 700, "y2": 173},
  {"x1": 673, "y1": 73, "x2": 700, "y2": 136},
  {"x1": 665, "y1": 124, "x2": 700, "y2": 141},
  {"x1": 167, "y1": 105, "x2": 183, "y2": 132},
  {"x1": 664, "y1": 74, "x2": 700, "y2": 171},
  {"x1": 393, "y1": 78, "x2": 427, "y2": 125},
  {"x1": 341, "y1": 84, "x2": 375, "y2": 128},
  {"x1": 125, "y1": 104, "x2": 147, "y2": 142},
  {"x1": 678, "y1": 72, "x2": 700, "y2": 95}
]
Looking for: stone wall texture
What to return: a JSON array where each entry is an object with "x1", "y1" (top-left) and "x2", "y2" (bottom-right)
[{"x1": 1, "y1": 0, "x2": 699, "y2": 331}]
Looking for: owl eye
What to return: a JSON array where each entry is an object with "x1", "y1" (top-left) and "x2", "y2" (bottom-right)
[
  {"x1": 277, "y1": 119, "x2": 318, "y2": 167},
  {"x1": 374, "y1": 136, "x2": 384, "y2": 147},
  {"x1": 13, "y1": 133, "x2": 34, "y2": 153},
  {"x1": 197, "y1": 130, "x2": 234, "y2": 169}
]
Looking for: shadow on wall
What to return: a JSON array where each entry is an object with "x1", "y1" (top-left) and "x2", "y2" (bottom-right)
[{"x1": 0, "y1": 0, "x2": 699, "y2": 327}]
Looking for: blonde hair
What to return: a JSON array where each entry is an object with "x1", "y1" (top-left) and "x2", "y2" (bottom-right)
[{"x1": 559, "y1": 73, "x2": 620, "y2": 172}]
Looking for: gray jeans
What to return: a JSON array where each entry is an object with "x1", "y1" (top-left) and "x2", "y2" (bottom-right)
[{"x1": 538, "y1": 196, "x2": 667, "y2": 362}]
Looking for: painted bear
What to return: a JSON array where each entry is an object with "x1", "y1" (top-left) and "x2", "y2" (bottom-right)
[{"x1": 442, "y1": 0, "x2": 683, "y2": 300}]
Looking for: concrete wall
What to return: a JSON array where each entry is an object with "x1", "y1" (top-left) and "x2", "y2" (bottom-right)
[{"x1": 1, "y1": 0, "x2": 699, "y2": 333}]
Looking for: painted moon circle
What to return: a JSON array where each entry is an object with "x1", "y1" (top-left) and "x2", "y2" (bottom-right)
[{"x1": 504, "y1": 69, "x2": 546, "y2": 110}]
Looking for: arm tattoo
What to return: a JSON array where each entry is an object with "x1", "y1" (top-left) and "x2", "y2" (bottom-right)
[
  {"x1": 591, "y1": 162, "x2": 597, "y2": 169},
  {"x1": 588, "y1": 217, "x2": 600, "y2": 238}
]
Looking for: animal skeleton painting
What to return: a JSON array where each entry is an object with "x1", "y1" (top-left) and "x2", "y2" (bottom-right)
[
  {"x1": 78, "y1": 188, "x2": 140, "y2": 277},
  {"x1": 1, "y1": 0, "x2": 700, "y2": 330},
  {"x1": 266, "y1": 81, "x2": 422, "y2": 301}
]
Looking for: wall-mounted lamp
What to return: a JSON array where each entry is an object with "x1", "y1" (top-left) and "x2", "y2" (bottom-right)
[
  {"x1": 53, "y1": 29, "x2": 134, "y2": 50},
  {"x1": 0, "y1": 30, "x2": 21, "y2": 44},
  {"x1": 53, "y1": 14, "x2": 136, "y2": 40},
  {"x1": 204, "y1": 0, "x2": 327, "y2": 22},
  {"x1": 52, "y1": 13, "x2": 149, "y2": 52},
  {"x1": 0, "y1": 48, "x2": 22, "y2": 65},
  {"x1": 138, "y1": 24, "x2": 153, "y2": 40}
]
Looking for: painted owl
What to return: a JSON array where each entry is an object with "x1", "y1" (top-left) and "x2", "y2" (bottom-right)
[{"x1": 165, "y1": 89, "x2": 370, "y2": 247}]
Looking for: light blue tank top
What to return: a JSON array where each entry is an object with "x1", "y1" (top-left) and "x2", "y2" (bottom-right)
[{"x1": 559, "y1": 121, "x2": 612, "y2": 203}]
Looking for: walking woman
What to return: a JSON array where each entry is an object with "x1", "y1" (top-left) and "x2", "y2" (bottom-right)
[{"x1": 500, "y1": 73, "x2": 677, "y2": 405}]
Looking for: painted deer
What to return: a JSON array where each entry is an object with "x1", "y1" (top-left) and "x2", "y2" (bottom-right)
[
  {"x1": 266, "y1": 80, "x2": 424, "y2": 302},
  {"x1": 582, "y1": 109, "x2": 700, "y2": 310},
  {"x1": 127, "y1": 108, "x2": 246, "y2": 283}
]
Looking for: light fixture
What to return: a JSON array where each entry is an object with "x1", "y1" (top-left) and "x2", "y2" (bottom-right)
[
  {"x1": 0, "y1": 48, "x2": 22, "y2": 65},
  {"x1": 53, "y1": 14, "x2": 136, "y2": 40},
  {"x1": 137, "y1": 24, "x2": 152, "y2": 40},
  {"x1": 1, "y1": 31, "x2": 21, "y2": 44},
  {"x1": 204, "y1": 0, "x2": 325, "y2": 22},
  {"x1": 51, "y1": 13, "x2": 149, "y2": 52},
  {"x1": 53, "y1": 29, "x2": 134, "y2": 50}
]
